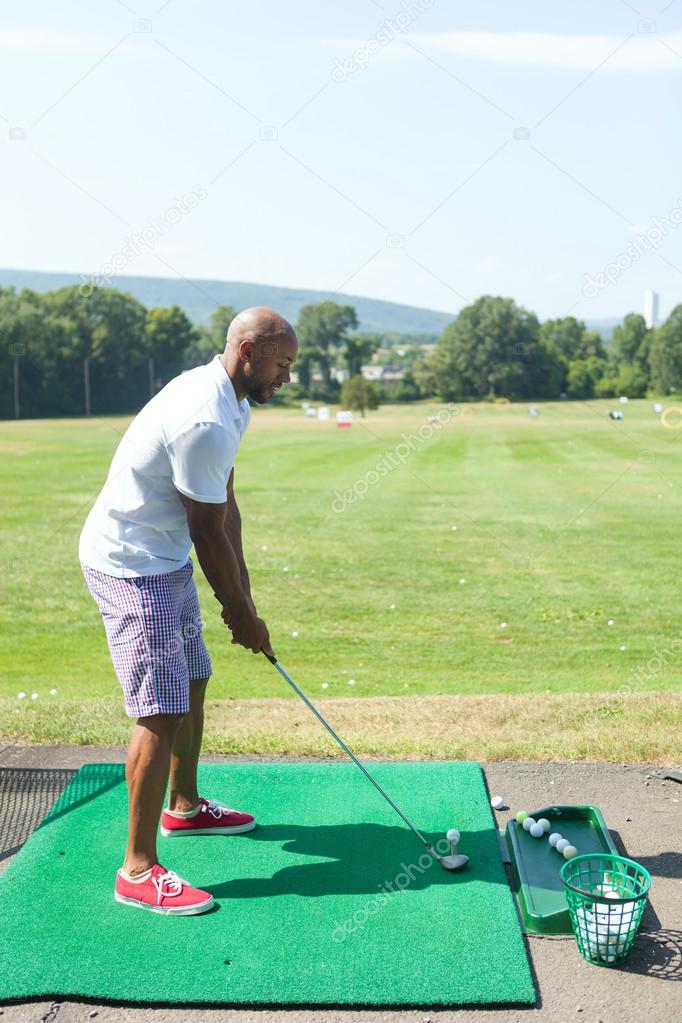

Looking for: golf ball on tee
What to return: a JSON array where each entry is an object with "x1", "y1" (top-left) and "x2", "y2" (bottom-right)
[
  {"x1": 522, "y1": 817, "x2": 536, "y2": 832},
  {"x1": 555, "y1": 838, "x2": 570, "y2": 854},
  {"x1": 446, "y1": 827, "x2": 460, "y2": 843},
  {"x1": 549, "y1": 832, "x2": 563, "y2": 848},
  {"x1": 563, "y1": 844, "x2": 578, "y2": 860},
  {"x1": 530, "y1": 821, "x2": 545, "y2": 838}
]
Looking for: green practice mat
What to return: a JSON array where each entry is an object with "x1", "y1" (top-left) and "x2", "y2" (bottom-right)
[{"x1": 0, "y1": 762, "x2": 535, "y2": 1007}]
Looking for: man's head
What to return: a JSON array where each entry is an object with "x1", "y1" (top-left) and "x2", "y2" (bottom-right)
[{"x1": 222, "y1": 307, "x2": 298, "y2": 404}]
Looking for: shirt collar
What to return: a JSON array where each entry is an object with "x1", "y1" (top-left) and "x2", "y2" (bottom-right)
[{"x1": 211, "y1": 355, "x2": 250, "y2": 425}]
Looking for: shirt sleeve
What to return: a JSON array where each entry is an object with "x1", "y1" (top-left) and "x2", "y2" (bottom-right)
[{"x1": 167, "y1": 422, "x2": 236, "y2": 504}]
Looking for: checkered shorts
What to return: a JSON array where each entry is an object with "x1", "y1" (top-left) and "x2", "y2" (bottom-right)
[{"x1": 81, "y1": 558, "x2": 212, "y2": 718}]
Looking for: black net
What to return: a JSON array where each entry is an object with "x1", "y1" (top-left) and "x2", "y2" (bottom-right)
[{"x1": 0, "y1": 767, "x2": 76, "y2": 863}]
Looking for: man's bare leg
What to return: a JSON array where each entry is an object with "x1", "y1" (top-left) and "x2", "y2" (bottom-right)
[
  {"x1": 168, "y1": 678, "x2": 209, "y2": 813},
  {"x1": 122, "y1": 713, "x2": 184, "y2": 876}
]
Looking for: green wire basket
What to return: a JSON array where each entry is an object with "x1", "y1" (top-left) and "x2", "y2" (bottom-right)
[{"x1": 561, "y1": 853, "x2": 651, "y2": 966}]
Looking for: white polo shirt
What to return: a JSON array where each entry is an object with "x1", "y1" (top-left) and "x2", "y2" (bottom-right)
[{"x1": 78, "y1": 355, "x2": 251, "y2": 577}]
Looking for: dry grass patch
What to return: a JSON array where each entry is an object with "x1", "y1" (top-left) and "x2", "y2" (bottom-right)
[{"x1": 1, "y1": 691, "x2": 679, "y2": 762}]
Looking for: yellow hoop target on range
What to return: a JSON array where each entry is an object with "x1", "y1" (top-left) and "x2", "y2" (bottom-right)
[{"x1": 661, "y1": 406, "x2": 682, "y2": 429}]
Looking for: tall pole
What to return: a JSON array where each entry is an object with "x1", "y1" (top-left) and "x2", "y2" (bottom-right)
[
  {"x1": 148, "y1": 356, "x2": 154, "y2": 399},
  {"x1": 84, "y1": 357, "x2": 91, "y2": 417},
  {"x1": 13, "y1": 356, "x2": 19, "y2": 419}
]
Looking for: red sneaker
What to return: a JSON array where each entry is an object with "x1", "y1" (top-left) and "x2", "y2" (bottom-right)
[
  {"x1": 114, "y1": 864, "x2": 214, "y2": 915},
  {"x1": 160, "y1": 797, "x2": 256, "y2": 837}
]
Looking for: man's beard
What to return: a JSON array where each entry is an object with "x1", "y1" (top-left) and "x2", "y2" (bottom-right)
[{"x1": 248, "y1": 380, "x2": 276, "y2": 404}]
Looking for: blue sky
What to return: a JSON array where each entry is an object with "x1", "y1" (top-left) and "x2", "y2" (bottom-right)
[{"x1": 1, "y1": 0, "x2": 681, "y2": 322}]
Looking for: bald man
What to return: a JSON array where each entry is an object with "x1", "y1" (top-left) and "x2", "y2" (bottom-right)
[{"x1": 79, "y1": 307, "x2": 298, "y2": 915}]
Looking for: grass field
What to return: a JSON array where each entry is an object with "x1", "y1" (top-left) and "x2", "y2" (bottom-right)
[{"x1": 1, "y1": 397, "x2": 681, "y2": 759}]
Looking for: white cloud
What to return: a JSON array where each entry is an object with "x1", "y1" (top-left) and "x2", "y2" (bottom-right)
[
  {"x1": 0, "y1": 26, "x2": 119, "y2": 55},
  {"x1": 414, "y1": 30, "x2": 682, "y2": 72}
]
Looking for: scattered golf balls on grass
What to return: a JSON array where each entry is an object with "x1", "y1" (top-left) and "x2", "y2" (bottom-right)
[
  {"x1": 18, "y1": 692, "x2": 26, "y2": 700},
  {"x1": 31, "y1": 693, "x2": 39, "y2": 700}
]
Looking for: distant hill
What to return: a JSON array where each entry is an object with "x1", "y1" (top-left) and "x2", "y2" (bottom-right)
[
  {"x1": 0, "y1": 268, "x2": 455, "y2": 337},
  {"x1": 0, "y1": 268, "x2": 627, "y2": 340}
]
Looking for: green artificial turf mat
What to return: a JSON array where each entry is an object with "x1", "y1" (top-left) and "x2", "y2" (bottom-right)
[{"x1": 0, "y1": 761, "x2": 535, "y2": 1006}]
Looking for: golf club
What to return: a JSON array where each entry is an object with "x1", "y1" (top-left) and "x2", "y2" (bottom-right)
[{"x1": 264, "y1": 652, "x2": 468, "y2": 872}]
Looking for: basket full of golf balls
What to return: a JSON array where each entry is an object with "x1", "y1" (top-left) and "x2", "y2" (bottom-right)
[{"x1": 561, "y1": 853, "x2": 651, "y2": 966}]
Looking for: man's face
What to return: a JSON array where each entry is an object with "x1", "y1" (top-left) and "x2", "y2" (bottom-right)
[{"x1": 243, "y1": 334, "x2": 298, "y2": 404}]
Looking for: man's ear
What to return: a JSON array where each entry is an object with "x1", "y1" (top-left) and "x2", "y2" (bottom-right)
[{"x1": 238, "y1": 338, "x2": 254, "y2": 364}]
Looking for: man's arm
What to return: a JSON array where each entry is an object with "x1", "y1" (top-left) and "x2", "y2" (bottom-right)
[
  {"x1": 224, "y1": 469, "x2": 252, "y2": 603},
  {"x1": 176, "y1": 489, "x2": 272, "y2": 655}
]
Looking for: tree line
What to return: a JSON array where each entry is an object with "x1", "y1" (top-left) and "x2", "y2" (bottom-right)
[{"x1": 1, "y1": 284, "x2": 681, "y2": 419}]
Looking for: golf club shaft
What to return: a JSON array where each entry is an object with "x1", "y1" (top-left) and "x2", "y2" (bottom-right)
[{"x1": 264, "y1": 653, "x2": 435, "y2": 856}]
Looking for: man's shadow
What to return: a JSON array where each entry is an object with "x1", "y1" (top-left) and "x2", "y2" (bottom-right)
[{"x1": 206, "y1": 822, "x2": 493, "y2": 899}]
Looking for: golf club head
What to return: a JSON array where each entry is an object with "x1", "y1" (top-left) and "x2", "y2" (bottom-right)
[{"x1": 439, "y1": 853, "x2": 469, "y2": 871}]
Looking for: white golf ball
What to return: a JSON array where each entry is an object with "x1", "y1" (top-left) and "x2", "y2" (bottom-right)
[
  {"x1": 548, "y1": 832, "x2": 563, "y2": 847},
  {"x1": 459, "y1": 578, "x2": 465, "y2": 584},
  {"x1": 321, "y1": 682, "x2": 329, "y2": 689},
  {"x1": 31, "y1": 693, "x2": 39, "y2": 701},
  {"x1": 446, "y1": 827, "x2": 460, "y2": 843},
  {"x1": 291, "y1": 630, "x2": 299, "y2": 638},
  {"x1": 50, "y1": 688, "x2": 57, "y2": 696},
  {"x1": 530, "y1": 821, "x2": 545, "y2": 838},
  {"x1": 389, "y1": 603, "x2": 396, "y2": 609},
  {"x1": 490, "y1": 795, "x2": 506, "y2": 809},
  {"x1": 537, "y1": 818, "x2": 551, "y2": 833},
  {"x1": 283, "y1": 566, "x2": 289, "y2": 572},
  {"x1": 261, "y1": 545, "x2": 268, "y2": 551},
  {"x1": 500, "y1": 621, "x2": 508, "y2": 629},
  {"x1": 347, "y1": 679, "x2": 355, "y2": 685},
  {"x1": 555, "y1": 838, "x2": 570, "y2": 854},
  {"x1": 563, "y1": 844, "x2": 578, "y2": 859},
  {"x1": 18, "y1": 692, "x2": 26, "y2": 700},
  {"x1": 522, "y1": 817, "x2": 536, "y2": 832}
]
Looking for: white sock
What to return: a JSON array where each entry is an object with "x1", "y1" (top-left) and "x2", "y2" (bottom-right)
[
  {"x1": 165, "y1": 803, "x2": 201, "y2": 819},
  {"x1": 120, "y1": 867, "x2": 152, "y2": 883}
]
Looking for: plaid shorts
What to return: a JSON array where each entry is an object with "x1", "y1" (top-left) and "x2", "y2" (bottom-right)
[{"x1": 81, "y1": 558, "x2": 212, "y2": 718}]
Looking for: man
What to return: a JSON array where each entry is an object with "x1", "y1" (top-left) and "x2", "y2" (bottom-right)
[{"x1": 79, "y1": 307, "x2": 298, "y2": 915}]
